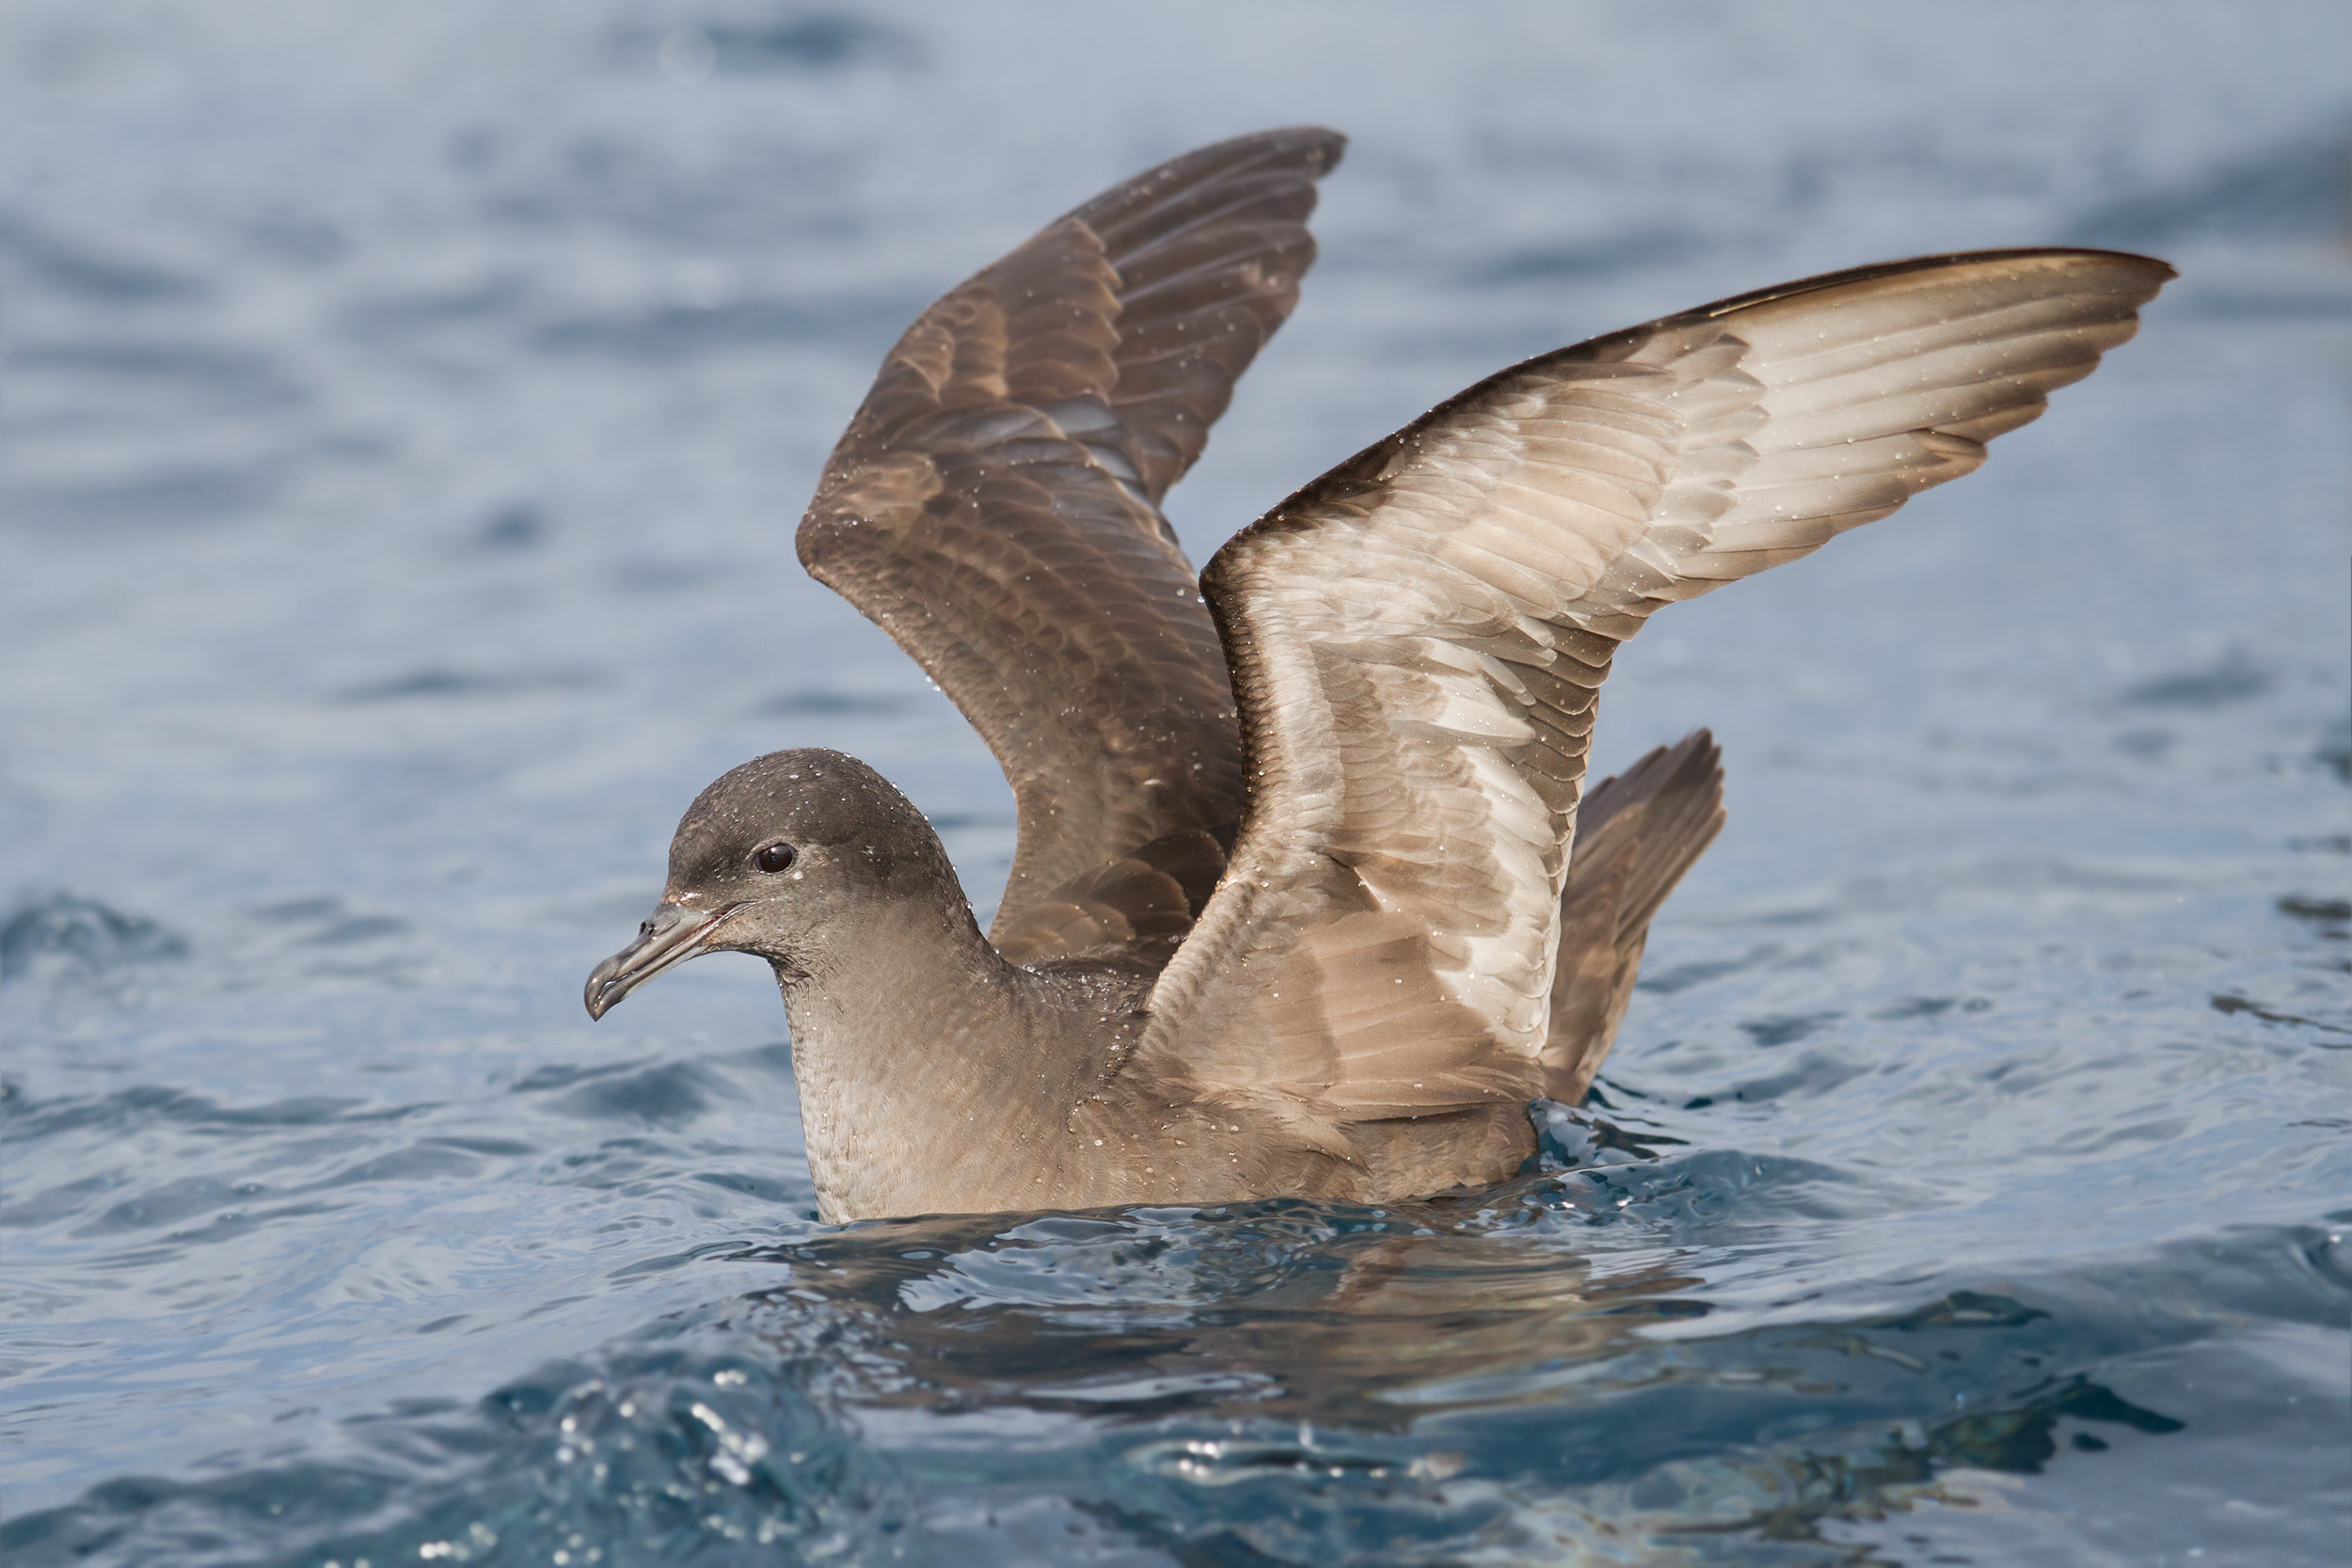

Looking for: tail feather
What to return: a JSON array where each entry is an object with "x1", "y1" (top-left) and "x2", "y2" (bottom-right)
[{"x1": 1543, "y1": 731, "x2": 1725, "y2": 1102}]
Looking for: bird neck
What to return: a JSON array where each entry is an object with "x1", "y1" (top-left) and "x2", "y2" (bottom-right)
[{"x1": 774, "y1": 895, "x2": 1104, "y2": 1221}]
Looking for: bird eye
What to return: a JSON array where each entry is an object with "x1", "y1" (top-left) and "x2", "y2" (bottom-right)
[{"x1": 753, "y1": 842, "x2": 798, "y2": 874}]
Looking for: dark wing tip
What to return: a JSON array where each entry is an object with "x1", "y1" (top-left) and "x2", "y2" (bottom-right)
[
  {"x1": 1689, "y1": 246, "x2": 2175, "y2": 325},
  {"x1": 1210, "y1": 123, "x2": 1347, "y2": 163},
  {"x1": 1260, "y1": 123, "x2": 1348, "y2": 174},
  {"x1": 1138, "y1": 123, "x2": 1347, "y2": 179},
  {"x1": 1067, "y1": 126, "x2": 1347, "y2": 252}
]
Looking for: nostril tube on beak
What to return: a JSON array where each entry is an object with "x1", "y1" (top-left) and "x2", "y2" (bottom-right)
[{"x1": 583, "y1": 900, "x2": 744, "y2": 1021}]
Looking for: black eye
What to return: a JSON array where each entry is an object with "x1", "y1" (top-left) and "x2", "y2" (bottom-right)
[{"x1": 753, "y1": 842, "x2": 798, "y2": 874}]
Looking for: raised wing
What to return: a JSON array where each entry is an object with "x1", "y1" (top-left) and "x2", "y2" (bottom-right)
[
  {"x1": 1136, "y1": 249, "x2": 2173, "y2": 1177},
  {"x1": 797, "y1": 128, "x2": 1344, "y2": 944}
]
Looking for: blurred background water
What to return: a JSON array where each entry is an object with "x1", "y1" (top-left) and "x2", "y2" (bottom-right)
[{"x1": 3, "y1": 3, "x2": 2348, "y2": 1563}]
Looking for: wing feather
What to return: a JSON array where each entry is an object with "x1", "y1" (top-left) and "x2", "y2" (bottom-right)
[
  {"x1": 1133, "y1": 248, "x2": 2170, "y2": 1195},
  {"x1": 1544, "y1": 731, "x2": 1727, "y2": 1103},
  {"x1": 797, "y1": 129, "x2": 1344, "y2": 947}
]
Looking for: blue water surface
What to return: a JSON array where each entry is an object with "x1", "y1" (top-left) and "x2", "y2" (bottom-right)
[{"x1": 4, "y1": 4, "x2": 2348, "y2": 1563}]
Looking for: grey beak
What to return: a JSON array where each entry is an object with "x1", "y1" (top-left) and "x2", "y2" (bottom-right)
[{"x1": 584, "y1": 900, "x2": 743, "y2": 1020}]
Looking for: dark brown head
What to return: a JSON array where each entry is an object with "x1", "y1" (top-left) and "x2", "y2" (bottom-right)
[{"x1": 583, "y1": 748, "x2": 960, "y2": 1018}]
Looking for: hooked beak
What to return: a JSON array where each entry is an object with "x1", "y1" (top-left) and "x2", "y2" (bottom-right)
[{"x1": 584, "y1": 900, "x2": 745, "y2": 1020}]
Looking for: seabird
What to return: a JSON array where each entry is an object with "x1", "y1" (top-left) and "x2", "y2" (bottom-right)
[{"x1": 583, "y1": 128, "x2": 2170, "y2": 1223}]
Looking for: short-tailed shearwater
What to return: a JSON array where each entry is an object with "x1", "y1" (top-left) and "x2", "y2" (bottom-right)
[{"x1": 584, "y1": 127, "x2": 2170, "y2": 1223}]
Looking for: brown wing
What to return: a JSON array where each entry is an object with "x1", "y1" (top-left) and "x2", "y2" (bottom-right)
[
  {"x1": 797, "y1": 128, "x2": 1345, "y2": 945},
  {"x1": 989, "y1": 822, "x2": 1234, "y2": 968},
  {"x1": 1133, "y1": 249, "x2": 2172, "y2": 1182},
  {"x1": 1543, "y1": 730, "x2": 1725, "y2": 1104}
]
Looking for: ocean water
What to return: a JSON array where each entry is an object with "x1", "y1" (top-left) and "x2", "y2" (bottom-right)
[{"x1": 4, "y1": 4, "x2": 2348, "y2": 1563}]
